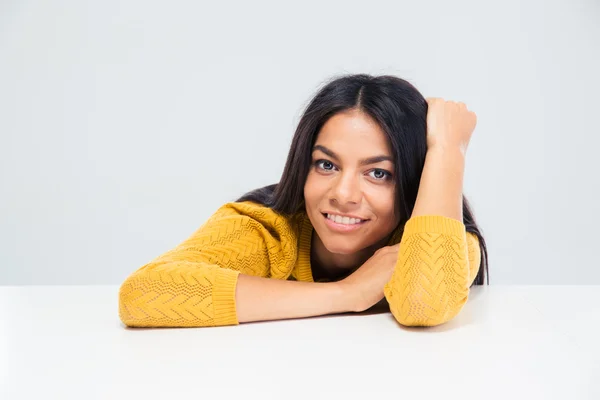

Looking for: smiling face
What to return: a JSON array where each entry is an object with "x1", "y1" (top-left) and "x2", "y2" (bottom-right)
[{"x1": 303, "y1": 109, "x2": 401, "y2": 271}]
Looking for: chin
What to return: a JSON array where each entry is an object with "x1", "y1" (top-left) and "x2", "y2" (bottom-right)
[{"x1": 322, "y1": 240, "x2": 360, "y2": 255}]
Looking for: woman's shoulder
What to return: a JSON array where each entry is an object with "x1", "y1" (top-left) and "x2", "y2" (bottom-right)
[
  {"x1": 207, "y1": 200, "x2": 304, "y2": 239},
  {"x1": 213, "y1": 200, "x2": 290, "y2": 222},
  {"x1": 217, "y1": 200, "x2": 282, "y2": 217}
]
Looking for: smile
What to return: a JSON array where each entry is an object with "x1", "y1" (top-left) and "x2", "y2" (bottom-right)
[{"x1": 321, "y1": 213, "x2": 368, "y2": 232}]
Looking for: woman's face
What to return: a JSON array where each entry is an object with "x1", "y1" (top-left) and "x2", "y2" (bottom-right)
[{"x1": 304, "y1": 109, "x2": 400, "y2": 258}]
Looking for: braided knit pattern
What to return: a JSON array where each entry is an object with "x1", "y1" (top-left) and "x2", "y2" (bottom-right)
[
  {"x1": 118, "y1": 261, "x2": 222, "y2": 327},
  {"x1": 384, "y1": 217, "x2": 481, "y2": 327}
]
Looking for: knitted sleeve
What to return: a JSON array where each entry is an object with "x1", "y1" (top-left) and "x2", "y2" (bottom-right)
[
  {"x1": 383, "y1": 215, "x2": 481, "y2": 327},
  {"x1": 118, "y1": 202, "x2": 295, "y2": 328}
]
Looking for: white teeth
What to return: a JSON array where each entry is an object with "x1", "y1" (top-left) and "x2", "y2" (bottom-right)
[{"x1": 326, "y1": 213, "x2": 363, "y2": 225}]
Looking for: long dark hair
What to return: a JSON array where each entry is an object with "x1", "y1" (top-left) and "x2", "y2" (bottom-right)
[{"x1": 235, "y1": 73, "x2": 489, "y2": 286}]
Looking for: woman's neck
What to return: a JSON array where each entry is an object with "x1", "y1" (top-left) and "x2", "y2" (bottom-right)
[{"x1": 310, "y1": 231, "x2": 385, "y2": 282}]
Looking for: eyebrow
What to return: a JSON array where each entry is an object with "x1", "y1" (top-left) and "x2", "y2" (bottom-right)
[{"x1": 312, "y1": 145, "x2": 394, "y2": 166}]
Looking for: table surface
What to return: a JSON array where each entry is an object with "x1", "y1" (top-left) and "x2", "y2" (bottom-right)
[{"x1": 1, "y1": 285, "x2": 599, "y2": 400}]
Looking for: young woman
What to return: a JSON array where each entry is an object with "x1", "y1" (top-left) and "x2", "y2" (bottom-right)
[{"x1": 118, "y1": 73, "x2": 489, "y2": 328}]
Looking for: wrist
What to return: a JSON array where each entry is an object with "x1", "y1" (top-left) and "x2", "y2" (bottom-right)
[
  {"x1": 427, "y1": 142, "x2": 467, "y2": 157},
  {"x1": 328, "y1": 281, "x2": 356, "y2": 313}
]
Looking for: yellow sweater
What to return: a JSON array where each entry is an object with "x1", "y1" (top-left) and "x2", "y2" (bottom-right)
[{"x1": 118, "y1": 201, "x2": 481, "y2": 328}]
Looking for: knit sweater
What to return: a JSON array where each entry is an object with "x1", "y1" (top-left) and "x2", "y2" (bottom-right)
[{"x1": 118, "y1": 201, "x2": 481, "y2": 328}]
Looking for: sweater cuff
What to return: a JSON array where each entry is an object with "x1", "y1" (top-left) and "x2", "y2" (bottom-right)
[
  {"x1": 404, "y1": 215, "x2": 466, "y2": 238},
  {"x1": 213, "y1": 268, "x2": 241, "y2": 326}
]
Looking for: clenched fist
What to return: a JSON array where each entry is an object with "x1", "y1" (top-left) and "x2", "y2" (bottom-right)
[{"x1": 425, "y1": 97, "x2": 477, "y2": 154}]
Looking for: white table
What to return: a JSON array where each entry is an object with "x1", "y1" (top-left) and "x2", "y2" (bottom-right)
[{"x1": 0, "y1": 285, "x2": 598, "y2": 400}]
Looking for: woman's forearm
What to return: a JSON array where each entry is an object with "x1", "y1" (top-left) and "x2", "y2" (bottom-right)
[
  {"x1": 235, "y1": 274, "x2": 349, "y2": 323},
  {"x1": 411, "y1": 146, "x2": 465, "y2": 221}
]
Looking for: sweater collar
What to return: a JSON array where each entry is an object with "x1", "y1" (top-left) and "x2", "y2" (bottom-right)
[{"x1": 296, "y1": 212, "x2": 315, "y2": 282}]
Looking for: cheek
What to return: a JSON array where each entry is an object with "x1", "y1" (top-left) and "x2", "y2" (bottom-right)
[
  {"x1": 303, "y1": 174, "x2": 313, "y2": 200},
  {"x1": 304, "y1": 173, "x2": 326, "y2": 200},
  {"x1": 367, "y1": 189, "x2": 397, "y2": 219},
  {"x1": 303, "y1": 178, "x2": 319, "y2": 210}
]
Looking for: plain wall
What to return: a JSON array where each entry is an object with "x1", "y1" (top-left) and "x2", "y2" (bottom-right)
[{"x1": 1, "y1": 0, "x2": 599, "y2": 285}]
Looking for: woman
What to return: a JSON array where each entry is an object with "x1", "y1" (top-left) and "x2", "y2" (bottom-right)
[{"x1": 118, "y1": 73, "x2": 489, "y2": 328}]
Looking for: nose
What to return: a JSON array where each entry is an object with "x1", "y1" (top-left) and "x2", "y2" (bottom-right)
[{"x1": 330, "y1": 171, "x2": 362, "y2": 206}]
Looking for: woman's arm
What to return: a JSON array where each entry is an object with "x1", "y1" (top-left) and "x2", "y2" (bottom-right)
[
  {"x1": 119, "y1": 263, "x2": 350, "y2": 327},
  {"x1": 383, "y1": 148, "x2": 480, "y2": 327},
  {"x1": 118, "y1": 202, "x2": 353, "y2": 328},
  {"x1": 383, "y1": 97, "x2": 480, "y2": 327}
]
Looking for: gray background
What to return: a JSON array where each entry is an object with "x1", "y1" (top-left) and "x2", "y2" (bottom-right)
[{"x1": 1, "y1": 0, "x2": 599, "y2": 285}]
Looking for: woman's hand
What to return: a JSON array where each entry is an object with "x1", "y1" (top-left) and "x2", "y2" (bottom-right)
[
  {"x1": 336, "y1": 243, "x2": 400, "y2": 313},
  {"x1": 425, "y1": 97, "x2": 477, "y2": 154}
]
